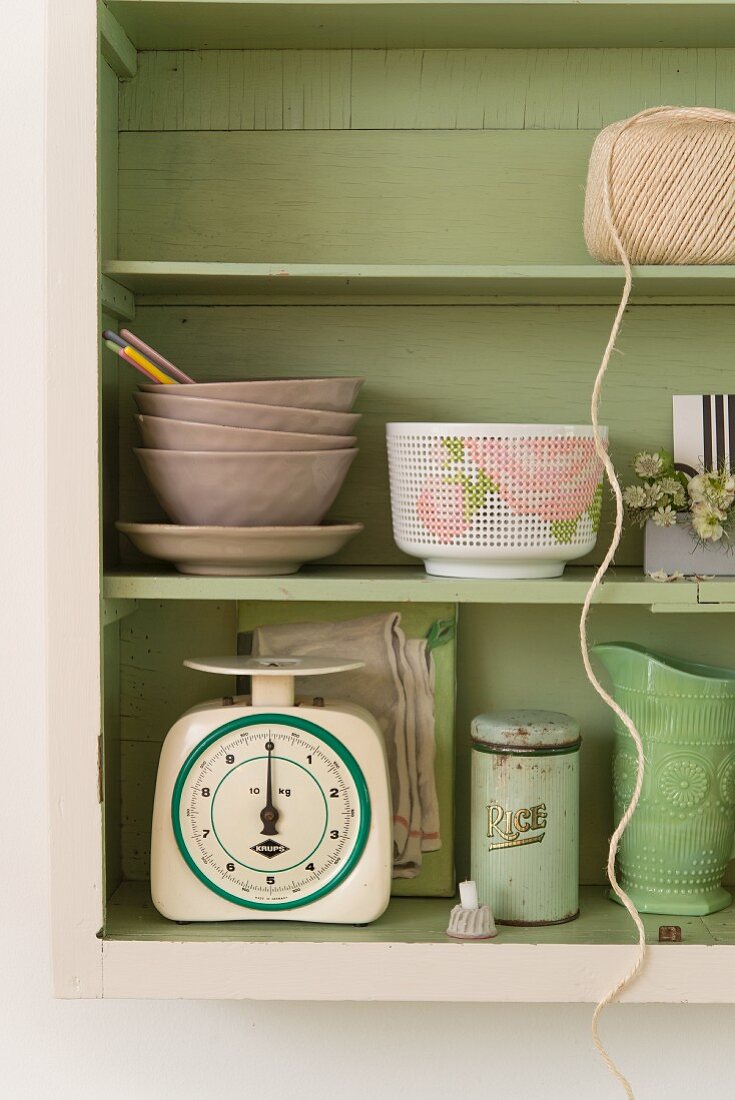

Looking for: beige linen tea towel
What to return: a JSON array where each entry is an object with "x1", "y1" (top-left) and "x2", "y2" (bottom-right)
[{"x1": 252, "y1": 611, "x2": 440, "y2": 878}]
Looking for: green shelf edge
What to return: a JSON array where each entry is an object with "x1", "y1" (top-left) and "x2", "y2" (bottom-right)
[
  {"x1": 107, "y1": 1, "x2": 735, "y2": 51},
  {"x1": 101, "y1": 565, "x2": 735, "y2": 605},
  {"x1": 103, "y1": 261, "x2": 735, "y2": 304}
]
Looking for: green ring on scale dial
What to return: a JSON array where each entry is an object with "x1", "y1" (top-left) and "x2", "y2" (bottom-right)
[{"x1": 171, "y1": 712, "x2": 371, "y2": 911}]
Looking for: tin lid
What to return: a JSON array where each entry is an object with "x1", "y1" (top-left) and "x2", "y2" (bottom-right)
[{"x1": 471, "y1": 710, "x2": 581, "y2": 755}]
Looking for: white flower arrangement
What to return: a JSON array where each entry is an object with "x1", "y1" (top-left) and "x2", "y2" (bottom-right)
[{"x1": 624, "y1": 450, "x2": 735, "y2": 544}]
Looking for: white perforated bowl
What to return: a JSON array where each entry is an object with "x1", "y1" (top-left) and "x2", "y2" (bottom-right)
[{"x1": 386, "y1": 423, "x2": 607, "y2": 579}]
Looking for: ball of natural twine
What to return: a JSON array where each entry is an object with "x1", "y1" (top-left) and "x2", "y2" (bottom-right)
[{"x1": 584, "y1": 105, "x2": 735, "y2": 265}]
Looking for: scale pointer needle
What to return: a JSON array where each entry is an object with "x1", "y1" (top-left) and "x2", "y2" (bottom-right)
[{"x1": 260, "y1": 741, "x2": 280, "y2": 836}]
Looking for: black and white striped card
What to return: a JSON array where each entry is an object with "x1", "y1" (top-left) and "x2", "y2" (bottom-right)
[{"x1": 673, "y1": 395, "x2": 735, "y2": 477}]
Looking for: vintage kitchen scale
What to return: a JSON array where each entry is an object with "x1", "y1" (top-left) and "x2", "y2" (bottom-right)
[{"x1": 151, "y1": 656, "x2": 393, "y2": 923}]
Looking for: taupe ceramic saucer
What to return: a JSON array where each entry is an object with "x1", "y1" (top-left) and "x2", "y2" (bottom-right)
[{"x1": 116, "y1": 522, "x2": 363, "y2": 576}]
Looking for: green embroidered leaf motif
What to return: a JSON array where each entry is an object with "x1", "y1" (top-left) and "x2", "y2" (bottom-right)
[
  {"x1": 441, "y1": 436, "x2": 465, "y2": 464},
  {"x1": 459, "y1": 469, "x2": 497, "y2": 520},
  {"x1": 551, "y1": 517, "x2": 579, "y2": 544},
  {"x1": 588, "y1": 483, "x2": 603, "y2": 534}
]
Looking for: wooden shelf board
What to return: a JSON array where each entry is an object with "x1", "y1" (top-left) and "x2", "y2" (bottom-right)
[
  {"x1": 104, "y1": 261, "x2": 735, "y2": 304},
  {"x1": 107, "y1": 2, "x2": 735, "y2": 50},
  {"x1": 99, "y1": 0, "x2": 137, "y2": 77},
  {"x1": 698, "y1": 579, "x2": 735, "y2": 605},
  {"x1": 101, "y1": 882, "x2": 735, "y2": 1001},
  {"x1": 102, "y1": 565, "x2": 708, "y2": 605},
  {"x1": 105, "y1": 881, "x2": 732, "y2": 945}
]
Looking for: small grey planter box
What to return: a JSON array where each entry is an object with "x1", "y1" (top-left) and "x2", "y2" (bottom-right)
[{"x1": 644, "y1": 515, "x2": 735, "y2": 576}]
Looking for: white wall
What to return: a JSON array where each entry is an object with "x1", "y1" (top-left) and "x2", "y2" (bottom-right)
[{"x1": 2, "y1": 2, "x2": 734, "y2": 1096}]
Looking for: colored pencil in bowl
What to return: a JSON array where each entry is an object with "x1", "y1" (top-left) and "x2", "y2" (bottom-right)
[
  {"x1": 104, "y1": 339, "x2": 175, "y2": 384},
  {"x1": 103, "y1": 329, "x2": 179, "y2": 383},
  {"x1": 122, "y1": 344, "x2": 178, "y2": 385},
  {"x1": 105, "y1": 338, "x2": 156, "y2": 382},
  {"x1": 102, "y1": 329, "x2": 127, "y2": 349},
  {"x1": 120, "y1": 329, "x2": 194, "y2": 384}
]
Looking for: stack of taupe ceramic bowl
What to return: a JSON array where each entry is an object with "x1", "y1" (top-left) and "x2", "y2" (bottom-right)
[{"x1": 116, "y1": 377, "x2": 364, "y2": 575}]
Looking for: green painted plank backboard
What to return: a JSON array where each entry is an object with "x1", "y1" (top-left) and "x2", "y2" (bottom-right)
[
  {"x1": 119, "y1": 48, "x2": 735, "y2": 133},
  {"x1": 119, "y1": 599, "x2": 237, "y2": 880},
  {"x1": 119, "y1": 129, "x2": 594, "y2": 264}
]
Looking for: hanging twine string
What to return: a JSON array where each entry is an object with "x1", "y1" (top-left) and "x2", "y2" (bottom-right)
[
  {"x1": 579, "y1": 132, "x2": 641, "y2": 1097},
  {"x1": 578, "y1": 104, "x2": 729, "y2": 1097},
  {"x1": 581, "y1": 103, "x2": 735, "y2": 1096}
]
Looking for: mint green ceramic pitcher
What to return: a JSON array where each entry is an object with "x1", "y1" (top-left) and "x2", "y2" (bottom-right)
[{"x1": 593, "y1": 643, "x2": 735, "y2": 915}]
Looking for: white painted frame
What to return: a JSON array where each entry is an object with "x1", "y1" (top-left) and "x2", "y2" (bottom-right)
[
  {"x1": 46, "y1": 0, "x2": 104, "y2": 997},
  {"x1": 101, "y1": 940, "x2": 735, "y2": 1002},
  {"x1": 46, "y1": 0, "x2": 735, "y2": 1002}
]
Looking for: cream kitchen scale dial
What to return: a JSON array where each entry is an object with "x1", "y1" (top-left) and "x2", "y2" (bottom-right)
[{"x1": 151, "y1": 657, "x2": 392, "y2": 923}]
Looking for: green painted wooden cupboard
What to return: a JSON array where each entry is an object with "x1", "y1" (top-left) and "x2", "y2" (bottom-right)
[{"x1": 46, "y1": 0, "x2": 735, "y2": 999}]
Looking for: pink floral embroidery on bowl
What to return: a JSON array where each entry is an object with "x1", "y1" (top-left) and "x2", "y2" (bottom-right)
[
  {"x1": 416, "y1": 478, "x2": 470, "y2": 542},
  {"x1": 465, "y1": 437, "x2": 604, "y2": 521}
]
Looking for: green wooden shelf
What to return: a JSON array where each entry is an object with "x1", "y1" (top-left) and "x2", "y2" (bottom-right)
[
  {"x1": 105, "y1": 881, "x2": 735, "y2": 945},
  {"x1": 101, "y1": 881, "x2": 735, "y2": 1000},
  {"x1": 102, "y1": 565, "x2": 735, "y2": 607},
  {"x1": 104, "y1": 261, "x2": 735, "y2": 305},
  {"x1": 107, "y1": 1, "x2": 735, "y2": 50},
  {"x1": 699, "y1": 579, "x2": 735, "y2": 605}
]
